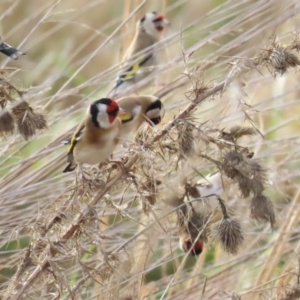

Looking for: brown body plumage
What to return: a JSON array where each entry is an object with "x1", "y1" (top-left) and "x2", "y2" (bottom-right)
[
  {"x1": 113, "y1": 12, "x2": 169, "y2": 95},
  {"x1": 63, "y1": 98, "x2": 129, "y2": 173},
  {"x1": 116, "y1": 95, "x2": 164, "y2": 143}
]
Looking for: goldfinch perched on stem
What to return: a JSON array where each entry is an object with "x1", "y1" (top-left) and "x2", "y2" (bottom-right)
[
  {"x1": 112, "y1": 12, "x2": 170, "y2": 95},
  {"x1": 116, "y1": 95, "x2": 165, "y2": 143},
  {"x1": 0, "y1": 36, "x2": 26, "y2": 60},
  {"x1": 63, "y1": 98, "x2": 130, "y2": 175},
  {"x1": 178, "y1": 206, "x2": 207, "y2": 256}
]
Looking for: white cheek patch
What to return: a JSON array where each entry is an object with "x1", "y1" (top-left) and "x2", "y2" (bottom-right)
[
  {"x1": 97, "y1": 111, "x2": 111, "y2": 129},
  {"x1": 146, "y1": 107, "x2": 162, "y2": 119},
  {"x1": 96, "y1": 103, "x2": 107, "y2": 113},
  {"x1": 132, "y1": 105, "x2": 142, "y2": 118},
  {"x1": 143, "y1": 20, "x2": 159, "y2": 37}
]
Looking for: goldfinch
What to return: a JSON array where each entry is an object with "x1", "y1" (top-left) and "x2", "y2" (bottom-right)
[
  {"x1": 0, "y1": 36, "x2": 25, "y2": 60},
  {"x1": 112, "y1": 12, "x2": 169, "y2": 95},
  {"x1": 63, "y1": 98, "x2": 130, "y2": 173},
  {"x1": 178, "y1": 207, "x2": 207, "y2": 256},
  {"x1": 116, "y1": 95, "x2": 165, "y2": 143}
]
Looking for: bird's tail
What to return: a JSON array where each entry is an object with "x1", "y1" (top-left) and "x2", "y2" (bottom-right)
[
  {"x1": 0, "y1": 42, "x2": 26, "y2": 60},
  {"x1": 63, "y1": 161, "x2": 77, "y2": 173}
]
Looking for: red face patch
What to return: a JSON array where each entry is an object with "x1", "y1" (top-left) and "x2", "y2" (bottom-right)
[
  {"x1": 153, "y1": 14, "x2": 165, "y2": 22},
  {"x1": 184, "y1": 238, "x2": 203, "y2": 251},
  {"x1": 106, "y1": 99, "x2": 119, "y2": 113},
  {"x1": 108, "y1": 115, "x2": 116, "y2": 123},
  {"x1": 155, "y1": 25, "x2": 164, "y2": 31}
]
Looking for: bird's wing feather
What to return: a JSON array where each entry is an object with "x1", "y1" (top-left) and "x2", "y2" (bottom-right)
[
  {"x1": 115, "y1": 53, "x2": 153, "y2": 88},
  {"x1": 67, "y1": 123, "x2": 85, "y2": 162}
]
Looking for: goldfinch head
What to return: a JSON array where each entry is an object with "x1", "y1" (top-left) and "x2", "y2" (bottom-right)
[
  {"x1": 145, "y1": 97, "x2": 165, "y2": 125},
  {"x1": 179, "y1": 236, "x2": 204, "y2": 256},
  {"x1": 89, "y1": 98, "x2": 120, "y2": 129},
  {"x1": 139, "y1": 12, "x2": 169, "y2": 37}
]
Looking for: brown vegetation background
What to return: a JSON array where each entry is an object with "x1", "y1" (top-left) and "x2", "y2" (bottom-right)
[{"x1": 1, "y1": 0, "x2": 300, "y2": 299}]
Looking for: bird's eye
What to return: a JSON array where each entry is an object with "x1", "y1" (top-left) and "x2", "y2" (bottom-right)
[{"x1": 140, "y1": 16, "x2": 146, "y2": 23}]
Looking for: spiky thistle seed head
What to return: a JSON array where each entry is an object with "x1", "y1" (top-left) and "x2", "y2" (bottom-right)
[
  {"x1": 178, "y1": 121, "x2": 195, "y2": 157},
  {"x1": 251, "y1": 194, "x2": 276, "y2": 228},
  {"x1": 11, "y1": 100, "x2": 47, "y2": 139},
  {"x1": 229, "y1": 125, "x2": 257, "y2": 140},
  {"x1": 16, "y1": 117, "x2": 37, "y2": 140},
  {"x1": 216, "y1": 217, "x2": 244, "y2": 255},
  {"x1": 0, "y1": 109, "x2": 14, "y2": 136},
  {"x1": 33, "y1": 113, "x2": 47, "y2": 131},
  {"x1": 222, "y1": 150, "x2": 266, "y2": 197},
  {"x1": 222, "y1": 151, "x2": 243, "y2": 179},
  {"x1": 221, "y1": 126, "x2": 257, "y2": 143},
  {"x1": 267, "y1": 44, "x2": 300, "y2": 75}
]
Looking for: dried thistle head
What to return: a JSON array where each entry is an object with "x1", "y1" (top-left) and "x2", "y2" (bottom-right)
[
  {"x1": 33, "y1": 113, "x2": 47, "y2": 131},
  {"x1": 215, "y1": 217, "x2": 244, "y2": 255},
  {"x1": 11, "y1": 100, "x2": 47, "y2": 139},
  {"x1": 222, "y1": 151, "x2": 244, "y2": 179},
  {"x1": 221, "y1": 126, "x2": 257, "y2": 143},
  {"x1": 0, "y1": 109, "x2": 14, "y2": 136},
  {"x1": 251, "y1": 194, "x2": 276, "y2": 228},
  {"x1": 177, "y1": 120, "x2": 195, "y2": 158},
  {"x1": 261, "y1": 41, "x2": 300, "y2": 76},
  {"x1": 222, "y1": 151, "x2": 266, "y2": 197}
]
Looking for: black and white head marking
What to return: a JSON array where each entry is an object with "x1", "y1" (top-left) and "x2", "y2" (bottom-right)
[
  {"x1": 145, "y1": 98, "x2": 164, "y2": 125},
  {"x1": 89, "y1": 98, "x2": 119, "y2": 129}
]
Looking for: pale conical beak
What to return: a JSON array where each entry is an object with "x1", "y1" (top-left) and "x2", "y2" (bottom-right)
[
  {"x1": 118, "y1": 108, "x2": 133, "y2": 123},
  {"x1": 163, "y1": 18, "x2": 170, "y2": 26}
]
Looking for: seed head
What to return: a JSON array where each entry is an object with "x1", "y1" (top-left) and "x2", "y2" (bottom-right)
[
  {"x1": 216, "y1": 217, "x2": 244, "y2": 255},
  {"x1": 251, "y1": 194, "x2": 276, "y2": 228}
]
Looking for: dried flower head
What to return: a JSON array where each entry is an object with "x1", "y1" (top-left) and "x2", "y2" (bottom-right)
[
  {"x1": 222, "y1": 151, "x2": 266, "y2": 197},
  {"x1": 251, "y1": 194, "x2": 276, "y2": 228},
  {"x1": 221, "y1": 126, "x2": 257, "y2": 143},
  {"x1": 261, "y1": 41, "x2": 300, "y2": 76},
  {"x1": 11, "y1": 100, "x2": 47, "y2": 139},
  {"x1": 0, "y1": 109, "x2": 14, "y2": 136},
  {"x1": 177, "y1": 121, "x2": 195, "y2": 157},
  {"x1": 33, "y1": 113, "x2": 47, "y2": 131},
  {"x1": 16, "y1": 117, "x2": 37, "y2": 140},
  {"x1": 222, "y1": 151, "x2": 243, "y2": 179},
  {"x1": 216, "y1": 217, "x2": 244, "y2": 255}
]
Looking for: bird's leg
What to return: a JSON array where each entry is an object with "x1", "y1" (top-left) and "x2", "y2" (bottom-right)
[{"x1": 79, "y1": 164, "x2": 89, "y2": 184}]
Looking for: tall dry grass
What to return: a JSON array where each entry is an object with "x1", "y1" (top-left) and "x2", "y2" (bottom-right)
[{"x1": 1, "y1": 0, "x2": 300, "y2": 299}]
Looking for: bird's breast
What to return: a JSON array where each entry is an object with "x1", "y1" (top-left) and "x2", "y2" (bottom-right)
[{"x1": 73, "y1": 126, "x2": 120, "y2": 165}]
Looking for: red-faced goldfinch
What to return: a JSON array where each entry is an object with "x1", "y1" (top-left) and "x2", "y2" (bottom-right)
[
  {"x1": 178, "y1": 172, "x2": 229, "y2": 255},
  {"x1": 63, "y1": 98, "x2": 130, "y2": 173},
  {"x1": 0, "y1": 36, "x2": 25, "y2": 60},
  {"x1": 178, "y1": 206, "x2": 208, "y2": 256},
  {"x1": 116, "y1": 95, "x2": 165, "y2": 143},
  {"x1": 112, "y1": 12, "x2": 169, "y2": 95}
]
